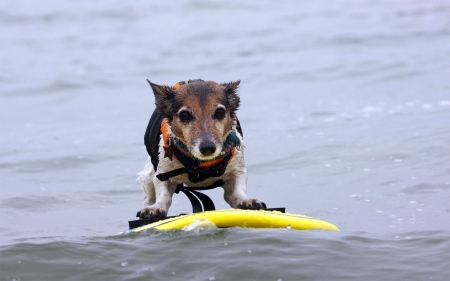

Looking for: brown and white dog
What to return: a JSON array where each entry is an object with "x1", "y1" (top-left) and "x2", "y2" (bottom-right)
[{"x1": 137, "y1": 79, "x2": 266, "y2": 219}]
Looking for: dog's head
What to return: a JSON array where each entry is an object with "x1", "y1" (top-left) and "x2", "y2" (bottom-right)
[{"x1": 147, "y1": 80, "x2": 241, "y2": 160}]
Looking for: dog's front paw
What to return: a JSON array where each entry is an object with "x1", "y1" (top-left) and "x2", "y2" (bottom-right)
[
  {"x1": 136, "y1": 206, "x2": 167, "y2": 220},
  {"x1": 237, "y1": 199, "x2": 267, "y2": 210}
]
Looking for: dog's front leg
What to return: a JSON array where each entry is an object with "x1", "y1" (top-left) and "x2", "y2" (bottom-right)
[
  {"x1": 137, "y1": 177, "x2": 176, "y2": 219},
  {"x1": 223, "y1": 169, "x2": 266, "y2": 210}
]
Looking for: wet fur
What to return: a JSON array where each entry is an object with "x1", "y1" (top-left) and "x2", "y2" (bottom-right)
[{"x1": 137, "y1": 80, "x2": 266, "y2": 219}]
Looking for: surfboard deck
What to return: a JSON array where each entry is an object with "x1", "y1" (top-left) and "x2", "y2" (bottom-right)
[{"x1": 126, "y1": 209, "x2": 339, "y2": 233}]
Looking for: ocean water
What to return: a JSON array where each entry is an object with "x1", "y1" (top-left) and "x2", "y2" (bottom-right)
[{"x1": 1, "y1": 0, "x2": 450, "y2": 280}]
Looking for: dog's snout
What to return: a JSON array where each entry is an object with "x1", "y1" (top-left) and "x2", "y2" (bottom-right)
[{"x1": 199, "y1": 140, "x2": 216, "y2": 156}]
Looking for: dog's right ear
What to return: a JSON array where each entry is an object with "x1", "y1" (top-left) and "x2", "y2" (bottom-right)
[
  {"x1": 221, "y1": 80, "x2": 241, "y2": 114},
  {"x1": 147, "y1": 79, "x2": 175, "y2": 118}
]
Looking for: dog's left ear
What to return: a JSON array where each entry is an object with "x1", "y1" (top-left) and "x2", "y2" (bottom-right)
[
  {"x1": 221, "y1": 80, "x2": 241, "y2": 114},
  {"x1": 147, "y1": 79, "x2": 176, "y2": 119}
]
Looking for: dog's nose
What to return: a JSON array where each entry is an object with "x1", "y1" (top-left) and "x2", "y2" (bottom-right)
[{"x1": 199, "y1": 140, "x2": 216, "y2": 156}]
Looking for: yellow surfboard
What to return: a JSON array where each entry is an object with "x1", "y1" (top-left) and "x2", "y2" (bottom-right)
[{"x1": 129, "y1": 209, "x2": 339, "y2": 232}]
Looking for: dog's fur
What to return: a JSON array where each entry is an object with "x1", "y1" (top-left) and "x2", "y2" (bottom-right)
[{"x1": 137, "y1": 80, "x2": 266, "y2": 219}]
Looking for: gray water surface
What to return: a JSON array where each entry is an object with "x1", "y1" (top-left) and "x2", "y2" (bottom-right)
[{"x1": 1, "y1": 0, "x2": 450, "y2": 280}]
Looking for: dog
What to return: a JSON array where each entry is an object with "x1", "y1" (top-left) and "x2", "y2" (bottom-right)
[{"x1": 136, "y1": 79, "x2": 266, "y2": 219}]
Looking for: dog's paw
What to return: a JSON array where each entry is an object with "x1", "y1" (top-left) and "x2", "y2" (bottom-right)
[
  {"x1": 136, "y1": 206, "x2": 167, "y2": 220},
  {"x1": 237, "y1": 199, "x2": 267, "y2": 210}
]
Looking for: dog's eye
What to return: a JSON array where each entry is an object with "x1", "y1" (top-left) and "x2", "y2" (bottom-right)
[
  {"x1": 214, "y1": 108, "x2": 226, "y2": 120},
  {"x1": 179, "y1": 111, "x2": 193, "y2": 122}
]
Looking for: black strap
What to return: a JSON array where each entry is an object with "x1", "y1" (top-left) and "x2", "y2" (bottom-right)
[
  {"x1": 156, "y1": 168, "x2": 188, "y2": 182},
  {"x1": 236, "y1": 118, "x2": 243, "y2": 138},
  {"x1": 172, "y1": 148, "x2": 232, "y2": 183},
  {"x1": 190, "y1": 190, "x2": 216, "y2": 211},
  {"x1": 144, "y1": 109, "x2": 165, "y2": 171},
  {"x1": 173, "y1": 180, "x2": 224, "y2": 213},
  {"x1": 177, "y1": 187, "x2": 204, "y2": 213},
  {"x1": 178, "y1": 79, "x2": 204, "y2": 86}
]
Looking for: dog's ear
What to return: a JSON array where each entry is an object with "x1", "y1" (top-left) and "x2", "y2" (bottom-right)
[
  {"x1": 221, "y1": 80, "x2": 241, "y2": 114},
  {"x1": 147, "y1": 79, "x2": 176, "y2": 118}
]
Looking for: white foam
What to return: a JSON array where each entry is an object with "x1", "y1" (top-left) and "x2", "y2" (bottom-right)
[{"x1": 182, "y1": 219, "x2": 217, "y2": 231}]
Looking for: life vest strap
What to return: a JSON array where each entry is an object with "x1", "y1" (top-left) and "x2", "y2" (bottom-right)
[
  {"x1": 155, "y1": 147, "x2": 232, "y2": 183},
  {"x1": 174, "y1": 180, "x2": 223, "y2": 213},
  {"x1": 172, "y1": 180, "x2": 224, "y2": 213},
  {"x1": 156, "y1": 168, "x2": 188, "y2": 182}
]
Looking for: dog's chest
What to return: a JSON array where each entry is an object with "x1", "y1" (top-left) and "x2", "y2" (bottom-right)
[{"x1": 169, "y1": 173, "x2": 223, "y2": 187}]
